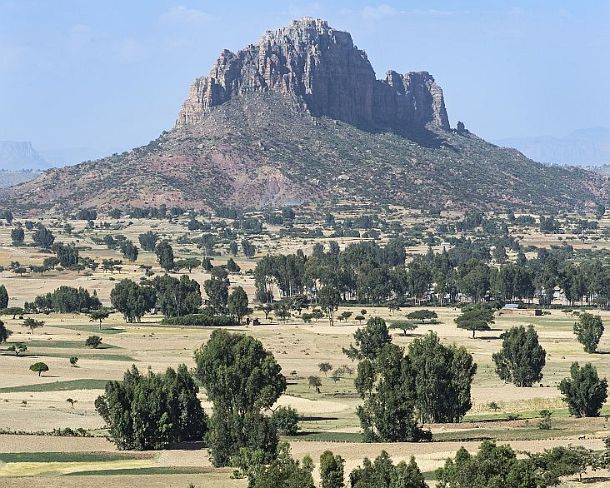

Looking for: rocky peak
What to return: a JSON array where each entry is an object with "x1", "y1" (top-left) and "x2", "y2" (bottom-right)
[{"x1": 176, "y1": 18, "x2": 450, "y2": 133}]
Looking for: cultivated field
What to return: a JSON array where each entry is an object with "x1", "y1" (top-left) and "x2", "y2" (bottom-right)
[{"x1": 1, "y1": 210, "x2": 610, "y2": 486}]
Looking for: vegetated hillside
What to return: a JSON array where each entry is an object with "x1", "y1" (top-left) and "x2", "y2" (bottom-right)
[
  {"x1": 0, "y1": 169, "x2": 42, "y2": 188},
  {"x1": 2, "y1": 92, "x2": 604, "y2": 213},
  {"x1": 0, "y1": 18, "x2": 606, "y2": 212}
]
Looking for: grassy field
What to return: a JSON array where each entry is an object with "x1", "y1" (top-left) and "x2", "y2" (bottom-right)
[{"x1": 1, "y1": 214, "x2": 610, "y2": 486}]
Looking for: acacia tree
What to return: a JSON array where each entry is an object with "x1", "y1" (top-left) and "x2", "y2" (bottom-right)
[
  {"x1": 30, "y1": 362, "x2": 49, "y2": 376},
  {"x1": 493, "y1": 325, "x2": 546, "y2": 387},
  {"x1": 89, "y1": 309, "x2": 110, "y2": 331},
  {"x1": 559, "y1": 362, "x2": 608, "y2": 417},
  {"x1": 23, "y1": 318, "x2": 44, "y2": 333},
  {"x1": 573, "y1": 313, "x2": 604, "y2": 353},
  {"x1": 194, "y1": 330, "x2": 286, "y2": 466},
  {"x1": 455, "y1": 305, "x2": 495, "y2": 339}
]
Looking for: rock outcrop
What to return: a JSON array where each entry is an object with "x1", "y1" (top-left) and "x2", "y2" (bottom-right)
[{"x1": 176, "y1": 18, "x2": 449, "y2": 133}]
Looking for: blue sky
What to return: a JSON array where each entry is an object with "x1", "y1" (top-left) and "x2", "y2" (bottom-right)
[{"x1": 1, "y1": 0, "x2": 609, "y2": 157}]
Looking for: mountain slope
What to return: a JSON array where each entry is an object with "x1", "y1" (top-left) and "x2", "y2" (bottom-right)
[{"x1": 0, "y1": 18, "x2": 606, "y2": 212}]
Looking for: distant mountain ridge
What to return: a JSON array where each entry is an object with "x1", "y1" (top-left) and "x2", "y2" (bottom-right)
[
  {"x1": 496, "y1": 127, "x2": 610, "y2": 166},
  {"x1": 0, "y1": 18, "x2": 606, "y2": 212},
  {"x1": 0, "y1": 141, "x2": 49, "y2": 170}
]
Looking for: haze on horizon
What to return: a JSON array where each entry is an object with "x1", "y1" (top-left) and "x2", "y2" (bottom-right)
[{"x1": 1, "y1": 0, "x2": 609, "y2": 163}]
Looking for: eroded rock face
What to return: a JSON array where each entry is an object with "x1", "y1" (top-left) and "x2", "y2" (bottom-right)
[{"x1": 176, "y1": 18, "x2": 450, "y2": 132}]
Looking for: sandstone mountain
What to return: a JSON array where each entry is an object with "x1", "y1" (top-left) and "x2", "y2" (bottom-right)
[
  {"x1": 0, "y1": 141, "x2": 48, "y2": 171},
  {"x1": 1, "y1": 18, "x2": 606, "y2": 212}
]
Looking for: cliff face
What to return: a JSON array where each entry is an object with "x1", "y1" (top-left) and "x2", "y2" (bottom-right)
[{"x1": 176, "y1": 18, "x2": 449, "y2": 133}]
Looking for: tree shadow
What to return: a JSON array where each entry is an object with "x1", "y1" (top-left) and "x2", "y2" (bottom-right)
[
  {"x1": 299, "y1": 416, "x2": 340, "y2": 422},
  {"x1": 581, "y1": 476, "x2": 610, "y2": 484}
]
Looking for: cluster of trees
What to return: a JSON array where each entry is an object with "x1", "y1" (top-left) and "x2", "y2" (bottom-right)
[
  {"x1": 25, "y1": 286, "x2": 101, "y2": 313},
  {"x1": 95, "y1": 364, "x2": 206, "y2": 450},
  {"x1": 252, "y1": 240, "x2": 610, "y2": 308},
  {"x1": 231, "y1": 437, "x2": 610, "y2": 488},
  {"x1": 233, "y1": 443, "x2": 427, "y2": 488},
  {"x1": 346, "y1": 318, "x2": 476, "y2": 441},
  {"x1": 436, "y1": 439, "x2": 610, "y2": 488}
]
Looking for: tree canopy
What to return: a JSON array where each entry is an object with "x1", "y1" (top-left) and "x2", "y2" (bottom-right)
[{"x1": 493, "y1": 325, "x2": 546, "y2": 387}]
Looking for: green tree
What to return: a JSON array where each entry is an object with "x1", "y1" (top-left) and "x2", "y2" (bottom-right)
[
  {"x1": 228, "y1": 286, "x2": 249, "y2": 324},
  {"x1": 318, "y1": 362, "x2": 333, "y2": 376},
  {"x1": 11, "y1": 226, "x2": 24, "y2": 246},
  {"x1": 138, "y1": 231, "x2": 159, "y2": 251},
  {"x1": 350, "y1": 451, "x2": 427, "y2": 488},
  {"x1": 408, "y1": 332, "x2": 477, "y2": 423},
  {"x1": 406, "y1": 310, "x2": 438, "y2": 323},
  {"x1": 320, "y1": 450, "x2": 345, "y2": 488},
  {"x1": 52, "y1": 242, "x2": 80, "y2": 267},
  {"x1": 436, "y1": 441, "x2": 550, "y2": 488},
  {"x1": 355, "y1": 343, "x2": 424, "y2": 442},
  {"x1": 110, "y1": 279, "x2": 156, "y2": 322},
  {"x1": 389, "y1": 320, "x2": 417, "y2": 336},
  {"x1": 155, "y1": 240, "x2": 175, "y2": 271},
  {"x1": 0, "y1": 284, "x2": 8, "y2": 309},
  {"x1": 573, "y1": 313, "x2": 604, "y2": 353},
  {"x1": 227, "y1": 258, "x2": 241, "y2": 273},
  {"x1": 32, "y1": 224, "x2": 55, "y2": 249},
  {"x1": 153, "y1": 274, "x2": 202, "y2": 318},
  {"x1": 242, "y1": 239, "x2": 256, "y2": 258},
  {"x1": 0, "y1": 320, "x2": 12, "y2": 343},
  {"x1": 229, "y1": 241, "x2": 238, "y2": 256},
  {"x1": 8, "y1": 343, "x2": 27, "y2": 356},
  {"x1": 194, "y1": 330, "x2": 286, "y2": 466},
  {"x1": 318, "y1": 285, "x2": 340, "y2": 326},
  {"x1": 493, "y1": 325, "x2": 546, "y2": 387},
  {"x1": 89, "y1": 309, "x2": 110, "y2": 331},
  {"x1": 204, "y1": 269, "x2": 230, "y2": 314},
  {"x1": 455, "y1": 305, "x2": 494, "y2": 339},
  {"x1": 270, "y1": 406, "x2": 299, "y2": 436},
  {"x1": 344, "y1": 317, "x2": 391, "y2": 361},
  {"x1": 120, "y1": 240, "x2": 139, "y2": 262},
  {"x1": 23, "y1": 318, "x2": 44, "y2": 333},
  {"x1": 69, "y1": 356, "x2": 79, "y2": 367},
  {"x1": 95, "y1": 364, "x2": 207, "y2": 450},
  {"x1": 30, "y1": 362, "x2": 49, "y2": 376},
  {"x1": 231, "y1": 442, "x2": 314, "y2": 488},
  {"x1": 85, "y1": 335, "x2": 102, "y2": 349},
  {"x1": 308, "y1": 375, "x2": 322, "y2": 393},
  {"x1": 538, "y1": 409, "x2": 552, "y2": 430},
  {"x1": 559, "y1": 362, "x2": 608, "y2": 417}
]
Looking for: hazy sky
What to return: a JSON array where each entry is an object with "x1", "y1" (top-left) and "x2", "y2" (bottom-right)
[{"x1": 1, "y1": 0, "x2": 609, "y2": 154}]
